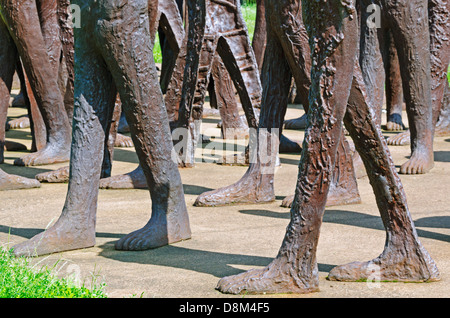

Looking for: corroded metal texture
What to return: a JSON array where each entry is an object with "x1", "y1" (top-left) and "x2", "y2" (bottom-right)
[
  {"x1": 216, "y1": 0, "x2": 440, "y2": 295},
  {"x1": 174, "y1": 0, "x2": 261, "y2": 167},
  {"x1": 0, "y1": 0, "x2": 72, "y2": 170},
  {"x1": 386, "y1": 0, "x2": 450, "y2": 141},
  {"x1": 12, "y1": 0, "x2": 191, "y2": 257},
  {"x1": 435, "y1": 82, "x2": 450, "y2": 135},
  {"x1": 361, "y1": 0, "x2": 448, "y2": 175},
  {"x1": 194, "y1": 0, "x2": 361, "y2": 208}
]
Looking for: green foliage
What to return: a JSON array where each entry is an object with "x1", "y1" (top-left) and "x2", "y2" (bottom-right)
[
  {"x1": 0, "y1": 248, "x2": 107, "y2": 298},
  {"x1": 241, "y1": 1, "x2": 257, "y2": 41}
]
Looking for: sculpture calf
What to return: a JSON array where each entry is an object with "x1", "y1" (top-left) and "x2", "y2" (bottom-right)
[{"x1": 12, "y1": 0, "x2": 191, "y2": 256}]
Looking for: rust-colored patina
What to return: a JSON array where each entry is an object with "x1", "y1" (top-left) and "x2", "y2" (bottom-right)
[
  {"x1": 216, "y1": 0, "x2": 440, "y2": 295},
  {"x1": 12, "y1": 0, "x2": 191, "y2": 256}
]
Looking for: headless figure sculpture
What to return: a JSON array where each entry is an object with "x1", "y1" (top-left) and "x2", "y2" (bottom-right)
[
  {"x1": 194, "y1": 0, "x2": 362, "y2": 208},
  {"x1": 0, "y1": 0, "x2": 72, "y2": 167},
  {"x1": 96, "y1": 0, "x2": 188, "y2": 190},
  {"x1": 216, "y1": 0, "x2": 439, "y2": 295},
  {"x1": 361, "y1": 0, "x2": 448, "y2": 175},
  {"x1": 0, "y1": 0, "x2": 71, "y2": 190},
  {"x1": 12, "y1": 0, "x2": 191, "y2": 256}
]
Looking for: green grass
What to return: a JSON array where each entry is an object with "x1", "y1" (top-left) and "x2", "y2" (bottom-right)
[
  {"x1": 153, "y1": 2, "x2": 257, "y2": 64},
  {"x1": 0, "y1": 247, "x2": 107, "y2": 298}
]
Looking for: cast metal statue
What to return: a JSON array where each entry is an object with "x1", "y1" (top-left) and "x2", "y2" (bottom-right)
[
  {"x1": 0, "y1": 0, "x2": 72, "y2": 168},
  {"x1": 360, "y1": 0, "x2": 449, "y2": 175},
  {"x1": 12, "y1": 0, "x2": 191, "y2": 256},
  {"x1": 216, "y1": 0, "x2": 440, "y2": 295},
  {"x1": 385, "y1": 0, "x2": 450, "y2": 142},
  {"x1": 194, "y1": 0, "x2": 362, "y2": 208}
]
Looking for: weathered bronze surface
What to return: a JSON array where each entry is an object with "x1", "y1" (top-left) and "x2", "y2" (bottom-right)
[
  {"x1": 195, "y1": 0, "x2": 361, "y2": 208},
  {"x1": 216, "y1": 0, "x2": 440, "y2": 295},
  {"x1": 0, "y1": 0, "x2": 72, "y2": 168},
  {"x1": 12, "y1": 0, "x2": 191, "y2": 256},
  {"x1": 361, "y1": 0, "x2": 449, "y2": 175}
]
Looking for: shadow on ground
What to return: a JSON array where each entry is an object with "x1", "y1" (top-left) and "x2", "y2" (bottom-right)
[
  {"x1": 238, "y1": 209, "x2": 450, "y2": 243},
  {"x1": 96, "y1": 242, "x2": 336, "y2": 279}
]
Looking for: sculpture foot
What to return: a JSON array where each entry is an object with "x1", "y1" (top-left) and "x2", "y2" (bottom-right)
[
  {"x1": 11, "y1": 92, "x2": 26, "y2": 108},
  {"x1": 216, "y1": 258, "x2": 319, "y2": 295},
  {"x1": 35, "y1": 166, "x2": 70, "y2": 183},
  {"x1": 4, "y1": 140, "x2": 27, "y2": 151},
  {"x1": 7, "y1": 116, "x2": 30, "y2": 129},
  {"x1": 194, "y1": 168, "x2": 274, "y2": 207},
  {"x1": 385, "y1": 114, "x2": 405, "y2": 131},
  {"x1": 14, "y1": 143, "x2": 70, "y2": 166},
  {"x1": 281, "y1": 184, "x2": 361, "y2": 208},
  {"x1": 12, "y1": 218, "x2": 96, "y2": 257},
  {"x1": 399, "y1": 150, "x2": 434, "y2": 175},
  {"x1": 279, "y1": 134, "x2": 301, "y2": 153},
  {"x1": 328, "y1": 244, "x2": 440, "y2": 283},
  {"x1": 114, "y1": 133, "x2": 133, "y2": 147},
  {"x1": 0, "y1": 172, "x2": 41, "y2": 191},
  {"x1": 283, "y1": 114, "x2": 308, "y2": 130},
  {"x1": 99, "y1": 166, "x2": 147, "y2": 189},
  {"x1": 115, "y1": 217, "x2": 191, "y2": 251},
  {"x1": 387, "y1": 130, "x2": 410, "y2": 146}
]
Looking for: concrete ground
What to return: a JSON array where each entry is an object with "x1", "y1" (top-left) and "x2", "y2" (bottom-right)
[{"x1": 1, "y1": 90, "x2": 449, "y2": 299}]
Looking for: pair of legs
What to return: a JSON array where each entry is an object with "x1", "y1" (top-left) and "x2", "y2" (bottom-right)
[
  {"x1": 0, "y1": 0, "x2": 71, "y2": 168},
  {"x1": 216, "y1": 0, "x2": 439, "y2": 295},
  {"x1": 435, "y1": 83, "x2": 450, "y2": 136},
  {"x1": 361, "y1": 0, "x2": 441, "y2": 174},
  {"x1": 387, "y1": 0, "x2": 450, "y2": 143},
  {"x1": 12, "y1": 0, "x2": 191, "y2": 256},
  {"x1": 174, "y1": 0, "x2": 261, "y2": 167},
  {"x1": 37, "y1": 0, "x2": 185, "y2": 187},
  {"x1": 194, "y1": 0, "x2": 361, "y2": 208},
  {"x1": 97, "y1": 0, "x2": 187, "y2": 190}
]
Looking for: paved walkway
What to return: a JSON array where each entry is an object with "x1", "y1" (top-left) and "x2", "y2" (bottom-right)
[{"x1": 1, "y1": 103, "x2": 449, "y2": 299}]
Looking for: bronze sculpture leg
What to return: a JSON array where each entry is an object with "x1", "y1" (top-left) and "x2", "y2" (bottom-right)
[
  {"x1": 0, "y1": 0, "x2": 71, "y2": 167},
  {"x1": 0, "y1": 3, "x2": 42, "y2": 190},
  {"x1": 211, "y1": 55, "x2": 249, "y2": 139},
  {"x1": 0, "y1": 18, "x2": 17, "y2": 164},
  {"x1": 216, "y1": 0, "x2": 439, "y2": 295},
  {"x1": 358, "y1": 0, "x2": 386, "y2": 127},
  {"x1": 195, "y1": 0, "x2": 360, "y2": 208},
  {"x1": 384, "y1": 36, "x2": 405, "y2": 131},
  {"x1": 175, "y1": 0, "x2": 260, "y2": 167},
  {"x1": 12, "y1": 0, "x2": 191, "y2": 256},
  {"x1": 98, "y1": 0, "x2": 189, "y2": 189},
  {"x1": 158, "y1": 0, "x2": 185, "y2": 93},
  {"x1": 385, "y1": 0, "x2": 449, "y2": 174},
  {"x1": 435, "y1": 83, "x2": 450, "y2": 136},
  {"x1": 428, "y1": 0, "x2": 450, "y2": 137}
]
